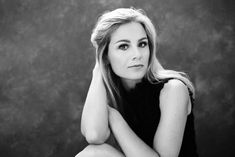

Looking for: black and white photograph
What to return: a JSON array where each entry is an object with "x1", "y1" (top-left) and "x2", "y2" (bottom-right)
[{"x1": 0, "y1": 0, "x2": 234, "y2": 157}]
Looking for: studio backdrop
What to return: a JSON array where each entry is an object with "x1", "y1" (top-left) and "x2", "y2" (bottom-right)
[{"x1": 0, "y1": 0, "x2": 234, "y2": 157}]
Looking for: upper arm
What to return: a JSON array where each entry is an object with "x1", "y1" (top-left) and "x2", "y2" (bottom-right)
[{"x1": 153, "y1": 79, "x2": 191, "y2": 157}]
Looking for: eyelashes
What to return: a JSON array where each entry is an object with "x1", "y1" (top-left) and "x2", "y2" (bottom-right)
[
  {"x1": 118, "y1": 41, "x2": 148, "y2": 51},
  {"x1": 118, "y1": 43, "x2": 129, "y2": 50},
  {"x1": 138, "y1": 41, "x2": 148, "y2": 48}
]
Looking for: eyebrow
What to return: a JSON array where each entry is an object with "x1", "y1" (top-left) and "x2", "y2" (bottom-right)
[
  {"x1": 115, "y1": 39, "x2": 130, "y2": 44},
  {"x1": 139, "y1": 37, "x2": 148, "y2": 41},
  {"x1": 114, "y1": 37, "x2": 148, "y2": 44}
]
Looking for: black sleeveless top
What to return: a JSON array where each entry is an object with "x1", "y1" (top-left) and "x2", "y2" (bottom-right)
[{"x1": 119, "y1": 78, "x2": 198, "y2": 157}]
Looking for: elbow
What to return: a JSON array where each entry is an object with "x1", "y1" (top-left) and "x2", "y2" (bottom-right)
[
  {"x1": 85, "y1": 132, "x2": 105, "y2": 144},
  {"x1": 83, "y1": 129, "x2": 110, "y2": 144}
]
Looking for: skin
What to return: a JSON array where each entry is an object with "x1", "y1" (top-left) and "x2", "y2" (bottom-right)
[
  {"x1": 108, "y1": 22, "x2": 150, "y2": 90},
  {"x1": 80, "y1": 64, "x2": 110, "y2": 144},
  {"x1": 77, "y1": 21, "x2": 191, "y2": 157}
]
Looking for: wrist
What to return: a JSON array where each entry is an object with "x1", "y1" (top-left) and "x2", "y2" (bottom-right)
[
  {"x1": 92, "y1": 62, "x2": 101, "y2": 75},
  {"x1": 91, "y1": 66, "x2": 103, "y2": 83},
  {"x1": 109, "y1": 107, "x2": 123, "y2": 127}
]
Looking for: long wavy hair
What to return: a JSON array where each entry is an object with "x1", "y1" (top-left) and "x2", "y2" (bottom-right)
[{"x1": 90, "y1": 7, "x2": 195, "y2": 109}]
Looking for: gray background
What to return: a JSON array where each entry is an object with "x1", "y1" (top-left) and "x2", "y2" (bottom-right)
[{"x1": 0, "y1": 0, "x2": 234, "y2": 156}]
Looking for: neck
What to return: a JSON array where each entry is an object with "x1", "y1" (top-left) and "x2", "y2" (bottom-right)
[{"x1": 121, "y1": 78, "x2": 142, "y2": 91}]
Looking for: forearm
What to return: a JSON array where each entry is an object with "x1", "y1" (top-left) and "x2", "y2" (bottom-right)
[
  {"x1": 81, "y1": 72, "x2": 110, "y2": 144},
  {"x1": 109, "y1": 107, "x2": 159, "y2": 157}
]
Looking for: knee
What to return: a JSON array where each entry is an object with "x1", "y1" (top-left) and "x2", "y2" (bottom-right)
[
  {"x1": 75, "y1": 144, "x2": 124, "y2": 157},
  {"x1": 75, "y1": 145, "x2": 97, "y2": 157}
]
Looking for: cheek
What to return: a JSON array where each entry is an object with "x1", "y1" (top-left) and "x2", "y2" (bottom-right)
[
  {"x1": 108, "y1": 55, "x2": 127, "y2": 76},
  {"x1": 109, "y1": 57, "x2": 122, "y2": 72},
  {"x1": 108, "y1": 53, "x2": 119, "y2": 71}
]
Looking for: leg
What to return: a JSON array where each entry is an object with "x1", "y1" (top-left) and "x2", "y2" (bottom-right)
[{"x1": 75, "y1": 143, "x2": 125, "y2": 157}]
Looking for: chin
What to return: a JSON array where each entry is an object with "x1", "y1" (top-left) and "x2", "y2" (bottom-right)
[
  {"x1": 115, "y1": 70, "x2": 147, "y2": 81},
  {"x1": 125, "y1": 73, "x2": 146, "y2": 80}
]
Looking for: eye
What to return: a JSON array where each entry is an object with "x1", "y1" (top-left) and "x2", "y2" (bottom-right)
[
  {"x1": 138, "y1": 41, "x2": 148, "y2": 48},
  {"x1": 118, "y1": 44, "x2": 129, "y2": 50}
]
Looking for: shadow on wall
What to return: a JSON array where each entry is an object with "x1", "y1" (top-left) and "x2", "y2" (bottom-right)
[{"x1": 0, "y1": 0, "x2": 234, "y2": 157}]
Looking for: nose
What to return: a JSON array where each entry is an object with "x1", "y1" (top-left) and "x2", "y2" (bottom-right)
[{"x1": 132, "y1": 47, "x2": 142, "y2": 60}]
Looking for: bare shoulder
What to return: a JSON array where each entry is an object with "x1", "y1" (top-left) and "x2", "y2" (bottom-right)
[
  {"x1": 161, "y1": 79, "x2": 189, "y2": 98},
  {"x1": 159, "y1": 79, "x2": 191, "y2": 113}
]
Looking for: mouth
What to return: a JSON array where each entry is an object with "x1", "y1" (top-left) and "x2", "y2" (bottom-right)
[{"x1": 128, "y1": 64, "x2": 144, "y2": 68}]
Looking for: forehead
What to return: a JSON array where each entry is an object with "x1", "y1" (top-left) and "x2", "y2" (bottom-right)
[{"x1": 110, "y1": 22, "x2": 147, "y2": 43}]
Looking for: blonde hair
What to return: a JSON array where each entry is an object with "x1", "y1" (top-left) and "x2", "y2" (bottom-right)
[{"x1": 90, "y1": 7, "x2": 195, "y2": 109}]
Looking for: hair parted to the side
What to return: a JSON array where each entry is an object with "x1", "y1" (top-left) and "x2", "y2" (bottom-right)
[{"x1": 90, "y1": 7, "x2": 195, "y2": 109}]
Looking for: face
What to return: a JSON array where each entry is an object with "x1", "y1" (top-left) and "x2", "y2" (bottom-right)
[{"x1": 108, "y1": 22, "x2": 150, "y2": 89}]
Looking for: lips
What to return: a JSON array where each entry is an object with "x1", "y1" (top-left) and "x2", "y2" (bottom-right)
[{"x1": 128, "y1": 64, "x2": 144, "y2": 68}]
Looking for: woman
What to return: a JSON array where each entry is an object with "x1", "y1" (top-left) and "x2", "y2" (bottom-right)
[{"x1": 77, "y1": 7, "x2": 198, "y2": 157}]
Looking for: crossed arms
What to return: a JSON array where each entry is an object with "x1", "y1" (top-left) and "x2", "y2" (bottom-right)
[{"x1": 80, "y1": 64, "x2": 191, "y2": 157}]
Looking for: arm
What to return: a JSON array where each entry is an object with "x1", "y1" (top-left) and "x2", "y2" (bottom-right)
[
  {"x1": 153, "y1": 79, "x2": 191, "y2": 157},
  {"x1": 108, "y1": 79, "x2": 191, "y2": 157},
  {"x1": 80, "y1": 63, "x2": 110, "y2": 144},
  {"x1": 108, "y1": 106, "x2": 159, "y2": 157}
]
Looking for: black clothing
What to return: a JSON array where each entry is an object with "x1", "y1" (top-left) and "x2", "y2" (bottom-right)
[{"x1": 119, "y1": 78, "x2": 198, "y2": 157}]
